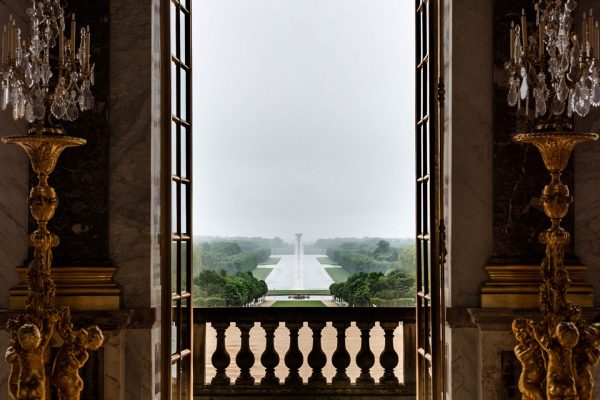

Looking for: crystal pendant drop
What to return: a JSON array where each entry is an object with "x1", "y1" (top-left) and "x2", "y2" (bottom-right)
[
  {"x1": 592, "y1": 80, "x2": 600, "y2": 106},
  {"x1": 508, "y1": 77, "x2": 519, "y2": 107},
  {"x1": 1, "y1": 81, "x2": 8, "y2": 111},
  {"x1": 567, "y1": 90, "x2": 574, "y2": 117},
  {"x1": 556, "y1": 76, "x2": 569, "y2": 102},
  {"x1": 25, "y1": 103, "x2": 35, "y2": 123},
  {"x1": 573, "y1": 82, "x2": 591, "y2": 117},
  {"x1": 520, "y1": 68, "x2": 529, "y2": 100}
]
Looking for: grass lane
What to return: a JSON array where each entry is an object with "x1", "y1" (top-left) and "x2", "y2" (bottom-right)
[
  {"x1": 325, "y1": 267, "x2": 350, "y2": 283},
  {"x1": 251, "y1": 268, "x2": 273, "y2": 280},
  {"x1": 271, "y1": 300, "x2": 326, "y2": 307}
]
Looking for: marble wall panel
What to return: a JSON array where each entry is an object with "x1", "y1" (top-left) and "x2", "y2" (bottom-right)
[
  {"x1": 0, "y1": 0, "x2": 29, "y2": 310},
  {"x1": 447, "y1": 326, "x2": 479, "y2": 400},
  {"x1": 574, "y1": 0, "x2": 600, "y2": 307},
  {"x1": 124, "y1": 328, "x2": 160, "y2": 400},
  {"x1": 109, "y1": 0, "x2": 154, "y2": 309},
  {"x1": 446, "y1": 0, "x2": 493, "y2": 307},
  {"x1": 575, "y1": 109, "x2": 600, "y2": 305}
]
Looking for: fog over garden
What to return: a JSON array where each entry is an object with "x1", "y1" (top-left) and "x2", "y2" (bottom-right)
[{"x1": 192, "y1": 0, "x2": 415, "y2": 307}]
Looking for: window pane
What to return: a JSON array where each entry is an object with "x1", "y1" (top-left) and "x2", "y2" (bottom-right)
[
  {"x1": 181, "y1": 240, "x2": 188, "y2": 293},
  {"x1": 171, "y1": 121, "x2": 178, "y2": 176},
  {"x1": 171, "y1": 360, "x2": 180, "y2": 398},
  {"x1": 180, "y1": 298, "x2": 190, "y2": 349},
  {"x1": 170, "y1": 1, "x2": 177, "y2": 57},
  {"x1": 171, "y1": 303, "x2": 179, "y2": 354},
  {"x1": 171, "y1": 61, "x2": 178, "y2": 117},
  {"x1": 171, "y1": 181, "x2": 178, "y2": 233},
  {"x1": 180, "y1": 68, "x2": 187, "y2": 121},
  {"x1": 179, "y1": 11, "x2": 188, "y2": 65},
  {"x1": 180, "y1": 125, "x2": 188, "y2": 178},
  {"x1": 181, "y1": 357, "x2": 191, "y2": 398},
  {"x1": 181, "y1": 183, "x2": 188, "y2": 234},
  {"x1": 171, "y1": 241, "x2": 179, "y2": 294}
]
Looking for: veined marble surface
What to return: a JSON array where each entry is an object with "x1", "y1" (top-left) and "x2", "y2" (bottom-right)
[
  {"x1": 445, "y1": 0, "x2": 493, "y2": 308},
  {"x1": 109, "y1": 0, "x2": 154, "y2": 309},
  {"x1": 0, "y1": 0, "x2": 29, "y2": 310},
  {"x1": 575, "y1": 108, "x2": 600, "y2": 306}
]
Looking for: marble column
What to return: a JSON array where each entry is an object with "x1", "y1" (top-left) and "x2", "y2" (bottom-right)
[{"x1": 109, "y1": 0, "x2": 163, "y2": 398}]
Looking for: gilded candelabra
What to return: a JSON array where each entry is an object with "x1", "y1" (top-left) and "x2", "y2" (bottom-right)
[
  {"x1": 506, "y1": 1, "x2": 600, "y2": 399},
  {"x1": 512, "y1": 132, "x2": 598, "y2": 400},
  {"x1": 2, "y1": 2, "x2": 103, "y2": 400}
]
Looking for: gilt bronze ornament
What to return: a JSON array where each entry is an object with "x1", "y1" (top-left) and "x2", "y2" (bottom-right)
[
  {"x1": 512, "y1": 132, "x2": 599, "y2": 400},
  {"x1": 1, "y1": 1, "x2": 102, "y2": 399}
]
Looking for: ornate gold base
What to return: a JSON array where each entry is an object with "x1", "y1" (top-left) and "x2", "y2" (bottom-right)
[
  {"x1": 480, "y1": 265, "x2": 594, "y2": 308},
  {"x1": 8, "y1": 266, "x2": 121, "y2": 310}
]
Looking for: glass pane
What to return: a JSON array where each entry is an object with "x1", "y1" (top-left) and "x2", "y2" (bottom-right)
[
  {"x1": 180, "y1": 125, "x2": 188, "y2": 178},
  {"x1": 170, "y1": 1, "x2": 177, "y2": 57},
  {"x1": 171, "y1": 122, "x2": 178, "y2": 176},
  {"x1": 171, "y1": 304, "x2": 179, "y2": 354},
  {"x1": 171, "y1": 360, "x2": 180, "y2": 398},
  {"x1": 179, "y1": 11, "x2": 188, "y2": 65},
  {"x1": 180, "y1": 68, "x2": 188, "y2": 121},
  {"x1": 181, "y1": 183, "x2": 188, "y2": 234},
  {"x1": 172, "y1": 181, "x2": 178, "y2": 233},
  {"x1": 181, "y1": 298, "x2": 190, "y2": 349},
  {"x1": 181, "y1": 356, "x2": 191, "y2": 398},
  {"x1": 181, "y1": 241, "x2": 188, "y2": 293},
  {"x1": 171, "y1": 61, "x2": 178, "y2": 117},
  {"x1": 171, "y1": 241, "x2": 179, "y2": 294}
]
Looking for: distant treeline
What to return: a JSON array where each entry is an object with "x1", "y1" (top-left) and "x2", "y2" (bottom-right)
[
  {"x1": 330, "y1": 270, "x2": 415, "y2": 307},
  {"x1": 326, "y1": 239, "x2": 415, "y2": 275},
  {"x1": 194, "y1": 270, "x2": 268, "y2": 307},
  {"x1": 194, "y1": 241, "x2": 271, "y2": 274},
  {"x1": 314, "y1": 237, "x2": 413, "y2": 251}
]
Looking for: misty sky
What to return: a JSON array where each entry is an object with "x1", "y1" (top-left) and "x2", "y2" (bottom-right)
[{"x1": 192, "y1": 0, "x2": 415, "y2": 243}]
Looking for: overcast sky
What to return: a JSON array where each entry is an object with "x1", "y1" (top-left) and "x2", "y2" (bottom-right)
[{"x1": 192, "y1": 0, "x2": 415, "y2": 243}]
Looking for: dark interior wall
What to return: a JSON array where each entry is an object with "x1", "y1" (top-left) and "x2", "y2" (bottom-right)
[
  {"x1": 490, "y1": 0, "x2": 576, "y2": 265},
  {"x1": 29, "y1": 1, "x2": 112, "y2": 267}
]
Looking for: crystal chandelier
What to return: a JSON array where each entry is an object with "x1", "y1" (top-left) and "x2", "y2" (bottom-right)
[
  {"x1": 506, "y1": 0, "x2": 600, "y2": 125},
  {"x1": 0, "y1": 0, "x2": 94, "y2": 125}
]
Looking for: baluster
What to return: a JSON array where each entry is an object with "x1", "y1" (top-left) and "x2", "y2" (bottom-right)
[
  {"x1": 284, "y1": 321, "x2": 304, "y2": 385},
  {"x1": 211, "y1": 322, "x2": 231, "y2": 385},
  {"x1": 355, "y1": 321, "x2": 375, "y2": 384},
  {"x1": 235, "y1": 322, "x2": 255, "y2": 385},
  {"x1": 379, "y1": 321, "x2": 400, "y2": 384},
  {"x1": 307, "y1": 321, "x2": 327, "y2": 384},
  {"x1": 193, "y1": 322, "x2": 207, "y2": 385},
  {"x1": 403, "y1": 322, "x2": 417, "y2": 386},
  {"x1": 260, "y1": 322, "x2": 280, "y2": 385},
  {"x1": 331, "y1": 321, "x2": 351, "y2": 385}
]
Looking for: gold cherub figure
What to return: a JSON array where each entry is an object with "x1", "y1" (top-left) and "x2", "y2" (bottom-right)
[
  {"x1": 5, "y1": 344, "x2": 19, "y2": 400},
  {"x1": 573, "y1": 323, "x2": 600, "y2": 400},
  {"x1": 51, "y1": 325, "x2": 104, "y2": 400},
  {"x1": 530, "y1": 320, "x2": 579, "y2": 400},
  {"x1": 512, "y1": 318, "x2": 544, "y2": 400},
  {"x1": 15, "y1": 315, "x2": 58, "y2": 400}
]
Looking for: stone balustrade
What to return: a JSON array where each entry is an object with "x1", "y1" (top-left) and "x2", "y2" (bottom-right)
[{"x1": 193, "y1": 307, "x2": 416, "y2": 399}]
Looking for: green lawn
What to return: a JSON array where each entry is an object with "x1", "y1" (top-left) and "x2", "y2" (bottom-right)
[
  {"x1": 271, "y1": 300, "x2": 326, "y2": 308},
  {"x1": 267, "y1": 289, "x2": 330, "y2": 295},
  {"x1": 259, "y1": 257, "x2": 281, "y2": 266},
  {"x1": 316, "y1": 256, "x2": 338, "y2": 265},
  {"x1": 325, "y1": 267, "x2": 350, "y2": 283},
  {"x1": 251, "y1": 268, "x2": 273, "y2": 281}
]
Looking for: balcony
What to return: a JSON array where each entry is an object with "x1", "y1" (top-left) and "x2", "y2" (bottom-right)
[{"x1": 193, "y1": 307, "x2": 416, "y2": 399}]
